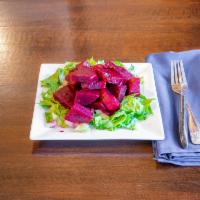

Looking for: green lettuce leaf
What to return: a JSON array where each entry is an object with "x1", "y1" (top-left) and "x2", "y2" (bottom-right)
[
  {"x1": 121, "y1": 95, "x2": 144, "y2": 114},
  {"x1": 63, "y1": 62, "x2": 77, "y2": 75},
  {"x1": 41, "y1": 62, "x2": 77, "y2": 91},
  {"x1": 110, "y1": 110, "x2": 127, "y2": 127},
  {"x1": 44, "y1": 103, "x2": 68, "y2": 128},
  {"x1": 75, "y1": 123, "x2": 91, "y2": 132},
  {"x1": 41, "y1": 70, "x2": 60, "y2": 92},
  {"x1": 113, "y1": 60, "x2": 124, "y2": 67},
  {"x1": 45, "y1": 111, "x2": 53, "y2": 123},
  {"x1": 97, "y1": 60, "x2": 105, "y2": 64},
  {"x1": 90, "y1": 94, "x2": 153, "y2": 131},
  {"x1": 90, "y1": 111, "x2": 114, "y2": 131},
  {"x1": 40, "y1": 62, "x2": 76, "y2": 127},
  {"x1": 121, "y1": 94, "x2": 153, "y2": 120},
  {"x1": 128, "y1": 64, "x2": 135, "y2": 72},
  {"x1": 110, "y1": 110, "x2": 136, "y2": 130},
  {"x1": 87, "y1": 57, "x2": 97, "y2": 66}
]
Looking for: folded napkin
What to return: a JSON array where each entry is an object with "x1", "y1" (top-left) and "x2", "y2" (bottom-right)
[{"x1": 146, "y1": 50, "x2": 200, "y2": 166}]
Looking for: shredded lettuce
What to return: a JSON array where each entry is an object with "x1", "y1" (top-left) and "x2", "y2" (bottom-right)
[
  {"x1": 121, "y1": 94, "x2": 153, "y2": 120},
  {"x1": 113, "y1": 60, "x2": 124, "y2": 67},
  {"x1": 41, "y1": 62, "x2": 77, "y2": 91},
  {"x1": 40, "y1": 62, "x2": 76, "y2": 127},
  {"x1": 75, "y1": 123, "x2": 90, "y2": 132},
  {"x1": 87, "y1": 57, "x2": 97, "y2": 66},
  {"x1": 90, "y1": 111, "x2": 114, "y2": 131},
  {"x1": 88, "y1": 58, "x2": 125, "y2": 67},
  {"x1": 41, "y1": 70, "x2": 60, "y2": 92},
  {"x1": 97, "y1": 60, "x2": 105, "y2": 65},
  {"x1": 45, "y1": 111, "x2": 53, "y2": 123},
  {"x1": 128, "y1": 64, "x2": 135, "y2": 72},
  {"x1": 90, "y1": 94, "x2": 153, "y2": 131},
  {"x1": 44, "y1": 103, "x2": 68, "y2": 128}
]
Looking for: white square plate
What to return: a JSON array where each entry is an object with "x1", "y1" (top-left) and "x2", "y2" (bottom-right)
[{"x1": 30, "y1": 63, "x2": 165, "y2": 140}]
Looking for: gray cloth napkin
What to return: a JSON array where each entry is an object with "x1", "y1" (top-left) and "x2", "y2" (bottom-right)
[{"x1": 146, "y1": 50, "x2": 200, "y2": 166}]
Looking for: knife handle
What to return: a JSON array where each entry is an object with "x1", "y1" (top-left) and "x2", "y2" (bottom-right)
[
  {"x1": 187, "y1": 104, "x2": 200, "y2": 144},
  {"x1": 179, "y1": 95, "x2": 188, "y2": 148}
]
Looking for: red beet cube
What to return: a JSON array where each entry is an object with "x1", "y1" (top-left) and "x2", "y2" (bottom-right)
[
  {"x1": 101, "y1": 89, "x2": 120, "y2": 111},
  {"x1": 91, "y1": 100, "x2": 107, "y2": 112},
  {"x1": 109, "y1": 84, "x2": 127, "y2": 102},
  {"x1": 81, "y1": 80, "x2": 106, "y2": 90},
  {"x1": 105, "y1": 61, "x2": 133, "y2": 81},
  {"x1": 94, "y1": 64, "x2": 126, "y2": 85},
  {"x1": 127, "y1": 77, "x2": 140, "y2": 96},
  {"x1": 67, "y1": 65, "x2": 98, "y2": 84},
  {"x1": 65, "y1": 103, "x2": 93, "y2": 123},
  {"x1": 53, "y1": 85, "x2": 75, "y2": 108},
  {"x1": 74, "y1": 89, "x2": 100, "y2": 106}
]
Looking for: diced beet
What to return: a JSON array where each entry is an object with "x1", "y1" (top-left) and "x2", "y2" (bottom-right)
[
  {"x1": 81, "y1": 80, "x2": 106, "y2": 90},
  {"x1": 74, "y1": 89, "x2": 100, "y2": 106},
  {"x1": 92, "y1": 100, "x2": 106, "y2": 110},
  {"x1": 65, "y1": 103, "x2": 93, "y2": 123},
  {"x1": 67, "y1": 65, "x2": 98, "y2": 84},
  {"x1": 109, "y1": 84, "x2": 127, "y2": 102},
  {"x1": 127, "y1": 77, "x2": 140, "y2": 96},
  {"x1": 105, "y1": 61, "x2": 116, "y2": 68},
  {"x1": 91, "y1": 102, "x2": 111, "y2": 115},
  {"x1": 92, "y1": 64, "x2": 106, "y2": 78},
  {"x1": 91, "y1": 100, "x2": 110, "y2": 114},
  {"x1": 101, "y1": 89, "x2": 120, "y2": 111},
  {"x1": 93, "y1": 64, "x2": 126, "y2": 85},
  {"x1": 105, "y1": 61, "x2": 133, "y2": 81},
  {"x1": 93, "y1": 64, "x2": 106, "y2": 70},
  {"x1": 53, "y1": 85, "x2": 75, "y2": 108},
  {"x1": 74, "y1": 82, "x2": 82, "y2": 90},
  {"x1": 66, "y1": 73, "x2": 76, "y2": 85},
  {"x1": 104, "y1": 69, "x2": 125, "y2": 85},
  {"x1": 113, "y1": 66, "x2": 133, "y2": 81}
]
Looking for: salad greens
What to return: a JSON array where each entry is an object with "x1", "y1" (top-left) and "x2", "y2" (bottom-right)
[
  {"x1": 74, "y1": 123, "x2": 91, "y2": 132},
  {"x1": 90, "y1": 94, "x2": 153, "y2": 131},
  {"x1": 40, "y1": 58, "x2": 153, "y2": 130},
  {"x1": 128, "y1": 64, "x2": 135, "y2": 72},
  {"x1": 87, "y1": 57, "x2": 97, "y2": 66},
  {"x1": 90, "y1": 111, "x2": 114, "y2": 131},
  {"x1": 40, "y1": 62, "x2": 77, "y2": 127},
  {"x1": 113, "y1": 60, "x2": 124, "y2": 67},
  {"x1": 88, "y1": 58, "x2": 125, "y2": 67}
]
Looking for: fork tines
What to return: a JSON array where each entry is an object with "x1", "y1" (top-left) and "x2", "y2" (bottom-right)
[{"x1": 171, "y1": 60, "x2": 187, "y2": 95}]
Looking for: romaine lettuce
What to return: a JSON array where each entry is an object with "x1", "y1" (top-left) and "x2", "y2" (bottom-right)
[
  {"x1": 90, "y1": 94, "x2": 153, "y2": 131},
  {"x1": 40, "y1": 62, "x2": 76, "y2": 127}
]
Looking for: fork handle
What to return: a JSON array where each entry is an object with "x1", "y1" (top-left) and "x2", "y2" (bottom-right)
[{"x1": 179, "y1": 95, "x2": 188, "y2": 148}]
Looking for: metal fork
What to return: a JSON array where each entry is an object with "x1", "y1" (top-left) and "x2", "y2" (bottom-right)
[{"x1": 171, "y1": 60, "x2": 188, "y2": 148}]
